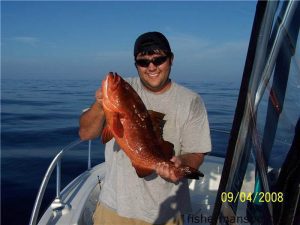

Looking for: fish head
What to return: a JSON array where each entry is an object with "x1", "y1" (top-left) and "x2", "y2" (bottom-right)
[{"x1": 102, "y1": 72, "x2": 134, "y2": 113}]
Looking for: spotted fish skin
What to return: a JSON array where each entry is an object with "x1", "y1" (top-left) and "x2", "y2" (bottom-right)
[{"x1": 101, "y1": 72, "x2": 203, "y2": 179}]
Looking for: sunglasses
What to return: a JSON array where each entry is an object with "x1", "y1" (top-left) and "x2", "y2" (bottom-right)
[{"x1": 135, "y1": 56, "x2": 169, "y2": 67}]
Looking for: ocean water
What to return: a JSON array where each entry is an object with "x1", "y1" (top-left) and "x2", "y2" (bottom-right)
[{"x1": 1, "y1": 78, "x2": 242, "y2": 225}]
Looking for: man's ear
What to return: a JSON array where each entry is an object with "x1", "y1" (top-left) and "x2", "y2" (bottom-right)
[
  {"x1": 170, "y1": 54, "x2": 174, "y2": 66},
  {"x1": 134, "y1": 62, "x2": 138, "y2": 69}
]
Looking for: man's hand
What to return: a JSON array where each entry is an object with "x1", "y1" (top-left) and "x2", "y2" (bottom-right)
[
  {"x1": 95, "y1": 87, "x2": 103, "y2": 106},
  {"x1": 155, "y1": 156, "x2": 183, "y2": 183},
  {"x1": 79, "y1": 86, "x2": 105, "y2": 140},
  {"x1": 155, "y1": 153, "x2": 204, "y2": 183}
]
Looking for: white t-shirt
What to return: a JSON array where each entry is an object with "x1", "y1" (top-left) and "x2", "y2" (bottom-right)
[{"x1": 99, "y1": 77, "x2": 211, "y2": 223}]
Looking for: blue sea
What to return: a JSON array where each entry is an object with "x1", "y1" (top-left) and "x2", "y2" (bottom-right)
[{"x1": 2, "y1": 77, "x2": 296, "y2": 225}]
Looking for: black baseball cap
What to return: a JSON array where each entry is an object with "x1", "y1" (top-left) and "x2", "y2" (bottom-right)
[{"x1": 134, "y1": 31, "x2": 172, "y2": 57}]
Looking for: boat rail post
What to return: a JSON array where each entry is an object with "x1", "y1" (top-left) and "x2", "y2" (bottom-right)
[
  {"x1": 50, "y1": 159, "x2": 66, "y2": 211},
  {"x1": 88, "y1": 140, "x2": 92, "y2": 170}
]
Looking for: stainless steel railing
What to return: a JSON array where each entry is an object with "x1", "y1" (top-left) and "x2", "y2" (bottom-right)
[{"x1": 29, "y1": 139, "x2": 92, "y2": 225}]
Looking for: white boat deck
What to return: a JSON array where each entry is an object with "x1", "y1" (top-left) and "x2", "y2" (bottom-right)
[
  {"x1": 38, "y1": 163, "x2": 105, "y2": 225},
  {"x1": 37, "y1": 155, "x2": 255, "y2": 225}
]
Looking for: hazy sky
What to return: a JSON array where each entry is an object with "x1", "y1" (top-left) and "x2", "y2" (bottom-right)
[{"x1": 2, "y1": 1, "x2": 257, "y2": 82}]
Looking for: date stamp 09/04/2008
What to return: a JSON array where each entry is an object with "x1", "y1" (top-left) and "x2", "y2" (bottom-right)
[
  {"x1": 221, "y1": 191, "x2": 284, "y2": 203},
  {"x1": 184, "y1": 192, "x2": 284, "y2": 224}
]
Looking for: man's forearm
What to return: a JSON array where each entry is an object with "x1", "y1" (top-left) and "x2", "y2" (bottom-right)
[
  {"x1": 179, "y1": 152, "x2": 205, "y2": 169},
  {"x1": 79, "y1": 102, "x2": 105, "y2": 140}
]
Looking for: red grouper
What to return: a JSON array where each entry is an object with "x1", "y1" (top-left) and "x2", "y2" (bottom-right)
[{"x1": 101, "y1": 72, "x2": 204, "y2": 180}]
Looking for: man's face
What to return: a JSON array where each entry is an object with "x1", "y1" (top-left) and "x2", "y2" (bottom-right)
[{"x1": 135, "y1": 51, "x2": 173, "y2": 93}]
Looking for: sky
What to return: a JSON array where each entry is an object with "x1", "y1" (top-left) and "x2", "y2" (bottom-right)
[{"x1": 1, "y1": 1, "x2": 257, "y2": 82}]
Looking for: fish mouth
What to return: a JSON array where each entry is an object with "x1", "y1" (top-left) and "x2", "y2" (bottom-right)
[
  {"x1": 103, "y1": 72, "x2": 121, "y2": 96},
  {"x1": 107, "y1": 72, "x2": 121, "y2": 91},
  {"x1": 102, "y1": 72, "x2": 122, "y2": 111}
]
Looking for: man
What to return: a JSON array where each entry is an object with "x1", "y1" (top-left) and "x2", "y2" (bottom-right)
[{"x1": 79, "y1": 31, "x2": 211, "y2": 225}]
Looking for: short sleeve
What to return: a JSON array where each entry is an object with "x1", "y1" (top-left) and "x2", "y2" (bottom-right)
[{"x1": 181, "y1": 95, "x2": 212, "y2": 154}]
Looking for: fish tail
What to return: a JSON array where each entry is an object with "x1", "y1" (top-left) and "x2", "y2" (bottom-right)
[{"x1": 177, "y1": 166, "x2": 204, "y2": 180}]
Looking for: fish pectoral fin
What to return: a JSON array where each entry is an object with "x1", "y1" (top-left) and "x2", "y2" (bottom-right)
[
  {"x1": 101, "y1": 126, "x2": 114, "y2": 144},
  {"x1": 161, "y1": 141, "x2": 175, "y2": 160},
  {"x1": 132, "y1": 163, "x2": 154, "y2": 178},
  {"x1": 112, "y1": 113, "x2": 124, "y2": 138}
]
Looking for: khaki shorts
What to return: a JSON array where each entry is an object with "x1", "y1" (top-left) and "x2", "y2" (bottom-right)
[{"x1": 93, "y1": 203, "x2": 183, "y2": 225}]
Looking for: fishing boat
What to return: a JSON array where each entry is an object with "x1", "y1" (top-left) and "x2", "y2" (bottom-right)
[{"x1": 29, "y1": 0, "x2": 300, "y2": 224}]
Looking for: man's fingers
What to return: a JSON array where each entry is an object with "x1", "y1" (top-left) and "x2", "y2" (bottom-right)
[
  {"x1": 170, "y1": 156, "x2": 182, "y2": 168},
  {"x1": 95, "y1": 88, "x2": 103, "y2": 104},
  {"x1": 156, "y1": 162, "x2": 180, "y2": 183}
]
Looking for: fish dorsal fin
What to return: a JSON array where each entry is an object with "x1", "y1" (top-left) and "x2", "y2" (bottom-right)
[
  {"x1": 101, "y1": 126, "x2": 114, "y2": 144},
  {"x1": 148, "y1": 110, "x2": 165, "y2": 139},
  {"x1": 112, "y1": 113, "x2": 124, "y2": 138},
  {"x1": 132, "y1": 163, "x2": 154, "y2": 178},
  {"x1": 148, "y1": 110, "x2": 165, "y2": 122},
  {"x1": 160, "y1": 141, "x2": 175, "y2": 160},
  {"x1": 148, "y1": 110, "x2": 175, "y2": 159}
]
